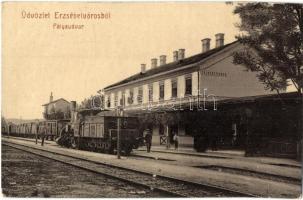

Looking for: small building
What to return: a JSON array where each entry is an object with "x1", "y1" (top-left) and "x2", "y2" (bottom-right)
[
  {"x1": 101, "y1": 34, "x2": 276, "y2": 148},
  {"x1": 42, "y1": 92, "x2": 71, "y2": 120}
]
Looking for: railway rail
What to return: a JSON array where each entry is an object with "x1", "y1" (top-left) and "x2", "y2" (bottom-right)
[{"x1": 3, "y1": 140, "x2": 257, "y2": 197}]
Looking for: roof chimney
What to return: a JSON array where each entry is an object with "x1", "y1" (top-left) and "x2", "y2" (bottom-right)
[
  {"x1": 159, "y1": 55, "x2": 167, "y2": 66},
  {"x1": 173, "y1": 51, "x2": 178, "y2": 62},
  {"x1": 50, "y1": 92, "x2": 53, "y2": 102},
  {"x1": 201, "y1": 38, "x2": 211, "y2": 53},
  {"x1": 178, "y1": 49, "x2": 185, "y2": 60},
  {"x1": 141, "y1": 64, "x2": 146, "y2": 73},
  {"x1": 215, "y1": 33, "x2": 224, "y2": 48},
  {"x1": 151, "y1": 58, "x2": 158, "y2": 68}
]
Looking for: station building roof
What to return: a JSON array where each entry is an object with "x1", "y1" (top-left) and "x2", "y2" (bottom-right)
[
  {"x1": 104, "y1": 41, "x2": 239, "y2": 90},
  {"x1": 42, "y1": 98, "x2": 70, "y2": 106}
]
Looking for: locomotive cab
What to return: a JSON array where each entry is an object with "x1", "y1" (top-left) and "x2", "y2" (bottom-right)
[{"x1": 68, "y1": 111, "x2": 141, "y2": 155}]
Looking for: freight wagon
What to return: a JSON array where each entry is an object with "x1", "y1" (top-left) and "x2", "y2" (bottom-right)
[{"x1": 5, "y1": 119, "x2": 69, "y2": 141}]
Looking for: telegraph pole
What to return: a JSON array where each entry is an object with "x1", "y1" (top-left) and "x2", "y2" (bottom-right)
[{"x1": 117, "y1": 115, "x2": 121, "y2": 159}]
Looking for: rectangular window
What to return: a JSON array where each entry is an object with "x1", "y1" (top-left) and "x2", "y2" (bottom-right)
[
  {"x1": 84, "y1": 124, "x2": 90, "y2": 137},
  {"x1": 137, "y1": 87, "x2": 143, "y2": 104},
  {"x1": 120, "y1": 91, "x2": 125, "y2": 106},
  {"x1": 128, "y1": 89, "x2": 134, "y2": 104},
  {"x1": 90, "y1": 124, "x2": 96, "y2": 137},
  {"x1": 171, "y1": 79, "x2": 178, "y2": 98},
  {"x1": 185, "y1": 75, "x2": 192, "y2": 95},
  {"x1": 148, "y1": 84, "x2": 153, "y2": 102},
  {"x1": 96, "y1": 124, "x2": 104, "y2": 138},
  {"x1": 100, "y1": 124, "x2": 104, "y2": 138},
  {"x1": 159, "y1": 81, "x2": 164, "y2": 100},
  {"x1": 114, "y1": 93, "x2": 118, "y2": 107},
  {"x1": 107, "y1": 96, "x2": 111, "y2": 108}
]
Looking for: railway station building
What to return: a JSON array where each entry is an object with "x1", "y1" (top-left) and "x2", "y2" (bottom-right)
[{"x1": 101, "y1": 33, "x2": 301, "y2": 157}]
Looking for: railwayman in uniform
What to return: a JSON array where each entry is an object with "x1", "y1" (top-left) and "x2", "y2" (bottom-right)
[
  {"x1": 173, "y1": 132, "x2": 179, "y2": 150},
  {"x1": 35, "y1": 125, "x2": 39, "y2": 144},
  {"x1": 41, "y1": 126, "x2": 46, "y2": 146},
  {"x1": 144, "y1": 128, "x2": 152, "y2": 153}
]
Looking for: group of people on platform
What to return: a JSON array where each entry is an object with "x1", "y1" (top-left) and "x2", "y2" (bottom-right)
[
  {"x1": 143, "y1": 128, "x2": 179, "y2": 153},
  {"x1": 34, "y1": 125, "x2": 70, "y2": 147},
  {"x1": 35, "y1": 126, "x2": 45, "y2": 146}
]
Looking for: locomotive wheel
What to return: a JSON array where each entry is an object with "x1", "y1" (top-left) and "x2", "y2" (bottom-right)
[
  {"x1": 124, "y1": 147, "x2": 132, "y2": 156},
  {"x1": 88, "y1": 141, "x2": 96, "y2": 151},
  {"x1": 87, "y1": 142, "x2": 90, "y2": 150},
  {"x1": 91, "y1": 141, "x2": 97, "y2": 151},
  {"x1": 100, "y1": 143, "x2": 106, "y2": 152},
  {"x1": 71, "y1": 137, "x2": 77, "y2": 149},
  {"x1": 96, "y1": 143, "x2": 102, "y2": 152},
  {"x1": 108, "y1": 147, "x2": 114, "y2": 154},
  {"x1": 105, "y1": 143, "x2": 113, "y2": 154},
  {"x1": 83, "y1": 143, "x2": 87, "y2": 150}
]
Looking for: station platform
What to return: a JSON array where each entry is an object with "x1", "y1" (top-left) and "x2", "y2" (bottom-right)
[
  {"x1": 137, "y1": 145, "x2": 245, "y2": 156},
  {"x1": 2, "y1": 137, "x2": 301, "y2": 198},
  {"x1": 135, "y1": 145, "x2": 301, "y2": 168}
]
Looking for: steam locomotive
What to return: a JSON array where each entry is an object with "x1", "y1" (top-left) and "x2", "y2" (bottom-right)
[{"x1": 65, "y1": 111, "x2": 142, "y2": 155}]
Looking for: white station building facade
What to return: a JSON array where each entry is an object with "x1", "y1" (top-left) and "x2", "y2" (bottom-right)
[{"x1": 102, "y1": 34, "x2": 273, "y2": 147}]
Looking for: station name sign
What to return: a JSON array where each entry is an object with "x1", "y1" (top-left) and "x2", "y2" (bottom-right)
[{"x1": 21, "y1": 10, "x2": 111, "y2": 30}]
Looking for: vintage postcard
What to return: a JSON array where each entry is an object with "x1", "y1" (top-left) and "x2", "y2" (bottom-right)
[{"x1": 1, "y1": 1, "x2": 302, "y2": 198}]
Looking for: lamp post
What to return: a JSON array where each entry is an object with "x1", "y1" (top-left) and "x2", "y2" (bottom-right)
[{"x1": 116, "y1": 106, "x2": 124, "y2": 159}]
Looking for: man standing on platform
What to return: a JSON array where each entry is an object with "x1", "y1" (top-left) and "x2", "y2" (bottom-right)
[
  {"x1": 35, "y1": 125, "x2": 39, "y2": 144},
  {"x1": 144, "y1": 128, "x2": 152, "y2": 153},
  {"x1": 173, "y1": 132, "x2": 179, "y2": 150},
  {"x1": 41, "y1": 125, "x2": 46, "y2": 146}
]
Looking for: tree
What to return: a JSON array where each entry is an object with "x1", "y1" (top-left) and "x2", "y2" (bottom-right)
[
  {"x1": 79, "y1": 95, "x2": 104, "y2": 110},
  {"x1": 233, "y1": 3, "x2": 303, "y2": 95}
]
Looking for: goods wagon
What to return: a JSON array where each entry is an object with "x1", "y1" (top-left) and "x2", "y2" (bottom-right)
[{"x1": 5, "y1": 120, "x2": 69, "y2": 141}]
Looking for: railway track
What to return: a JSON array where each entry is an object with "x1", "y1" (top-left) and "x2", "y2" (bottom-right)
[{"x1": 3, "y1": 141, "x2": 257, "y2": 197}]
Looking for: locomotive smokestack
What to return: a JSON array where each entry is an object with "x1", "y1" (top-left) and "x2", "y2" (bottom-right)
[{"x1": 70, "y1": 101, "x2": 76, "y2": 111}]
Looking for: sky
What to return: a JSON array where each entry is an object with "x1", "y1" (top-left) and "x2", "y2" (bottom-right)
[{"x1": 2, "y1": 2, "x2": 240, "y2": 119}]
